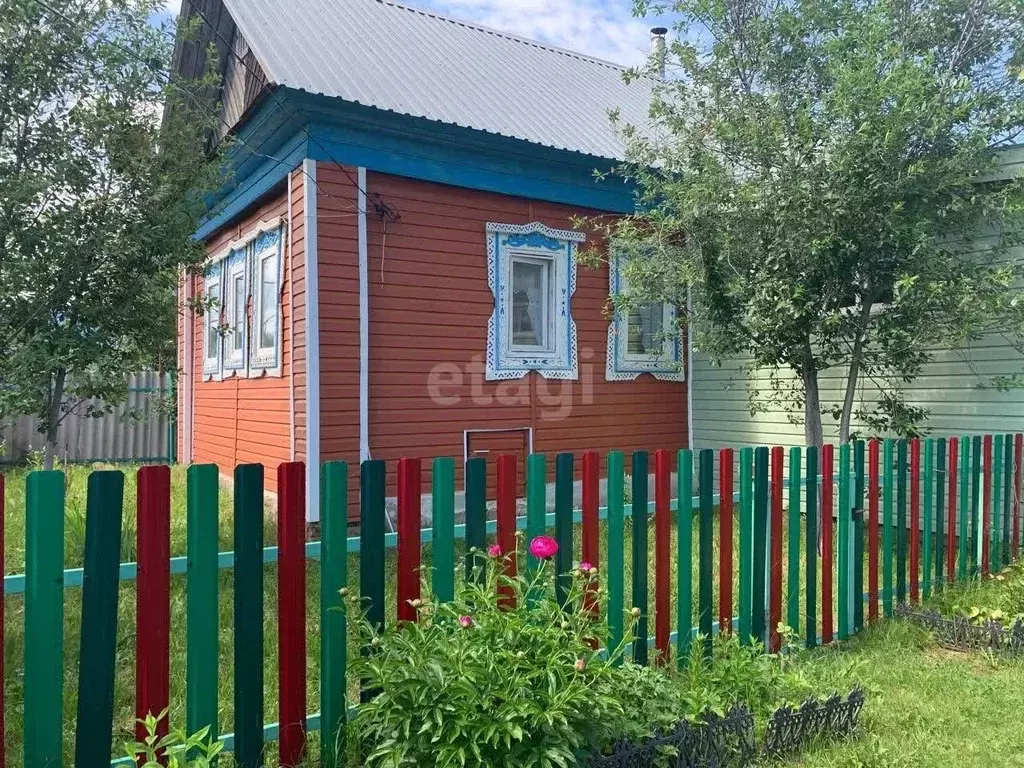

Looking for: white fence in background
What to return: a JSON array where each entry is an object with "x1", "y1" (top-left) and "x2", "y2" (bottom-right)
[{"x1": 0, "y1": 372, "x2": 174, "y2": 465}]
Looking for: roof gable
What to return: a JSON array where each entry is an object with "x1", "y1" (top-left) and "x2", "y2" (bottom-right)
[{"x1": 220, "y1": 0, "x2": 656, "y2": 160}]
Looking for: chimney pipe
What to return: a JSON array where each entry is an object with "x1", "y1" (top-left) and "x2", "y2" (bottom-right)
[{"x1": 650, "y1": 27, "x2": 667, "y2": 79}]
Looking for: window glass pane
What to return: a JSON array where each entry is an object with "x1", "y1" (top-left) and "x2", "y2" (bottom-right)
[
  {"x1": 627, "y1": 304, "x2": 663, "y2": 355},
  {"x1": 260, "y1": 255, "x2": 278, "y2": 349},
  {"x1": 231, "y1": 274, "x2": 245, "y2": 353},
  {"x1": 206, "y1": 283, "x2": 220, "y2": 359},
  {"x1": 511, "y1": 259, "x2": 547, "y2": 347}
]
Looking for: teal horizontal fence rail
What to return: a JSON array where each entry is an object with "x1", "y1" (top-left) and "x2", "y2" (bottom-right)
[{"x1": 4, "y1": 491, "x2": 749, "y2": 595}]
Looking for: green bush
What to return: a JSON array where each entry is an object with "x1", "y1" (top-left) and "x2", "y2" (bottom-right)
[
  {"x1": 124, "y1": 710, "x2": 224, "y2": 767},
  {"x1": 346, "y1": 540, "x2": 635, "y2": 768}
]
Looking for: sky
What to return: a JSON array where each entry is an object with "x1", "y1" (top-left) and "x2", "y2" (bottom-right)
[{"x1": 157, "y1": 0, "x2": 669, "y2": 67}]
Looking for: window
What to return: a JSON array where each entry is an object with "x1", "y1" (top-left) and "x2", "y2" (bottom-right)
[
  {"x1": 202, "y1": 263, "x2": 222, "y2": 379},
  {"x1": 606, "y1": 251, "x2": 683, "y2": 381},
  {"x1": 201, "y1": 220, "x2": 284, "y2": 380},
  {"x1": 251, "y1": 228, "x2": 282, "y2": 371},
  {"x1": 485, "y1": 221, "x2": 584, "y2": 380},
  {"x1": 223, "y1": 250, "x2": 248, "y2": 373}
]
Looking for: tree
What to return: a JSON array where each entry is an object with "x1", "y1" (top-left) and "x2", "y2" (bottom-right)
[
  {"x1": 0, "y1": 0, "x2": 221, "y2": 466},
  {"x1": 592, "y1": 0, "x2": 1024, "y2": 446}
]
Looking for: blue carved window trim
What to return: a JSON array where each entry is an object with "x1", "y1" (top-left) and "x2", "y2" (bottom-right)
[
  {"x1": 605, "y1": 250, "x2": 684, "y2": 382},
  {"x1": 202, "y1": 219, "x2": 285, "y2": 380},
  {"x1": 485, "y1": 221, "x2": 584, "y2": 380},
  {"x1": 202, "y1": 261, "x2": 222, "y2": 380}
]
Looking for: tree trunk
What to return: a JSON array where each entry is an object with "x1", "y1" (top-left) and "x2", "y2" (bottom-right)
[
  {"x1": 802, "y1": 350, "x2": 824, "y2": 448},
  {"x1": 839, "y1": 297, "x2": 873, "y2": 444},
  {"x1": 42, "y1": 368, "x2": 66, "y2": 470}
]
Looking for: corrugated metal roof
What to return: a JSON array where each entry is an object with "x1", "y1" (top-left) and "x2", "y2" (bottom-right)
[{"x1": 221, "y1": 0, "x2": 656, "y2": 160}]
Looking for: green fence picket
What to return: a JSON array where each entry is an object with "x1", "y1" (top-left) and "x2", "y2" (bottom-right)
[
  {"x1": 677, "y1": 449, "x2": 693, "y2": 663},
  {"x1": 632, "y1": 451, "x2": 650, "y2": 664},
  {"x1": 786, "y1": 447, "x2": 800, "y2": 637},
  {"x1": 432, "y1": 457, "x2": 456, "y2": 603},
  {"x1": 526, "y1": 453, "x2": 547, "y2": 573},
  {"x1": 24, "y1": 470, "x2": 64, "y2": 768},
  {"x1": 698, "y1": 449, "x2": 714, "y2": 654},
  {"x1": 922, "y1": 440, "x2": 934, "y2": 600},
  {"x1": 837, "y1": 443, "x2": 850, "y2": 640},
  {"x1": 233, "y1": 464, "x2": 265, "y2": 768},
  {"x1": 465, "y1": 457, "x2": 487, "y2": 583},
  {"x1": 896, "y1": 440, "x2": 908, "y2": 604},
  {"x1": 805, "y1": 447, "x2": 819, "y2": 649},
  {"x1": 992, "y1": 434, "x2": 1003, "y2": 573},
  {"x1": 186, "y1": 465, "x2": 219, "y2": 744},
  {"x1": 74, "y1": 471, "x2": 124, "y2": 768},
  {"x1": 360, "y1": 460, "x2": 386, "y2": 705},
  {"x1": 971, "y1": 435, "x2": 981, "y2": 575},
  {"x1": 607, "y1": 451, "x2": 626, "y2": 661},
  {"x1": 321, "y1": 461, "x2": 348, "y2": 766},
  {"x1": 882, "y1": 440, "x2": 894, "y2": 617},
  {"x1": 960, "y1": 436, "x2": 971, "y2": 581},
  {"x1": 554, "y1": 453, "x2": 574, "y2": 606},
  {"x1": 935, "y1": 439, "x2": 946, "y2": 590},
  {"x1": 740, "y1": 447, "x2": 755, "y2": 644},
  {"x1": 854, "y1": 441, "x2": 865, "y2": 631},
  {"x1": 752, "y1": 447, "x2": 769, "y2": 645}
]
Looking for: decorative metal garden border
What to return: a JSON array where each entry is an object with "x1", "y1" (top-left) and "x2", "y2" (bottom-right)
[
  {"x1": 762, "y1": 688, "x2": 866, "y2": 758},
  {"x1": 895, "y1": 604, "x2": 1024, "y2": 654},
  {"x1": 584, "y1": 689, "x2": 865, "y2": 767},
  {"x1": 583, "y1": 704, "x2": 756, "y2": 768}
]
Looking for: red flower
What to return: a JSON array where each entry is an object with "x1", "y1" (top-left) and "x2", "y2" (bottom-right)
[
  {"x1": 529, "y1": 535, "x2": 559, "y2": 559},
  {"x1": 488, "y1": 544, "x2": 502, "y2": 557},
  {"x1": 459, "y1": 615, "x2": 473, "y2": 628}
]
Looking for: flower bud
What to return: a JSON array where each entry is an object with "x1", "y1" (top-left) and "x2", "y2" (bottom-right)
[{"x1": 631, "y1": 607, "x2": 642, "y2": 618}]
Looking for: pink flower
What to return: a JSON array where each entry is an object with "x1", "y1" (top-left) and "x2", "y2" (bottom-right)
[
  {"x1": 488, "y1": 544, "x2": 502, "y2": 557},
  {"x1": 459, "y1": 615, "x2": 473, "y2": 628},
  {"x1": 575, "y1": 658, "x2": 586, "y2": 672},
  {"x1": 579, "y1": 561, "x2": 593, "y2": 573},
  {"x1": 529, "y1": 535, "x2": 559, "y2": 559}
]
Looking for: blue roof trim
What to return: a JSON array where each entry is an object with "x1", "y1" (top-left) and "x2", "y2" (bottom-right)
[{"x1": 197, "y1": 89, "x2": 635, "y2": 240}]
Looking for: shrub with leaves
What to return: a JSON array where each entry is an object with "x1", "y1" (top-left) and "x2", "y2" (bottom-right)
[
  {"x1": 124, "y1": 710, "x2": 223, "y2": 767},
  {"x1": 346, "y1": 539, "x2": 635, "y2": 768}
]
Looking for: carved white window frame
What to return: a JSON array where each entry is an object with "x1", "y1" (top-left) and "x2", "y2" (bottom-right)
[
  {"x1": 485, "y1": 222, "x2": 584, "y2": 380},
  {"x1": 222, "y1": 248, "x2": 249, "y2": 376},
  {"x1": 202, "y1": 262, "x2": 223, "y2": 381},
  {"x1": 605, "y1": 251, "x2": 684, "y2": 381},
  {"x1": 249, "y1": 226, "x2": 284, "y2": 376}
]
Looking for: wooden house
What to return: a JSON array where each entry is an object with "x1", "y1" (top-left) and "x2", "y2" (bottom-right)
[{"x1": 174, "y1": 0, "x2": 690, "y2": 519}]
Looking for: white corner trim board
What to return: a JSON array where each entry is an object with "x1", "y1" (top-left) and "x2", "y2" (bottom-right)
[
  {"x1": 182, "y1": 272, "x2": 194, "y2": 463},
  {"x1": 303, "y1": 159, "x2": 321, "y2": 523},
  {"x1": 358, "y1": 167, "x2": 370, "y2": 464}
]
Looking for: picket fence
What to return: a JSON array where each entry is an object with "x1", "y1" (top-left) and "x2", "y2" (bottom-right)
[{"x1": 2, "y1": 433, "x2": 1024, "y2": 768}]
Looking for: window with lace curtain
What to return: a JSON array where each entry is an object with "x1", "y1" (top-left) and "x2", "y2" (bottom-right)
[
  {"x1": 484, "y1": 221, "x2": 583, "y2": 380},
  {"x1": 605, "y1": 250, "x2": 683, "y2": 381}
]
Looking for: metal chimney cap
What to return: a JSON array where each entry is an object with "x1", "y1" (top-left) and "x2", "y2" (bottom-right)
[{"x1": 650, "y1": 26, "x2": 668, "y2": 36}]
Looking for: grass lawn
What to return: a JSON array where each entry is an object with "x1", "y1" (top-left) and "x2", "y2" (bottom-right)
[
  {"x1": 792, "y1": 563, "x2": 1024, "y2": 767},
  {"x1": 2, "y1": 461, "x2": 1023, "y2": 766}
]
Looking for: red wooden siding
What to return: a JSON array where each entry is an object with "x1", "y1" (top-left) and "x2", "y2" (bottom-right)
[
  {"x1": 181, "y1": 173, "x2": 305, "y2": 489},
  {"x1": 316, "y1": 166, "x2": 689, "y2": 509}
]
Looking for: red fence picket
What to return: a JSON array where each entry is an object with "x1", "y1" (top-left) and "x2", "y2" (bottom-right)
[
  {"x1": 278, "y1": 462, "x2": 307, "y2": 767},
  {"x1": 581, "y1": 451, "x2": 600, "y2": 617},
  {"x1": 497, "y1": 454, "x2": 518, "y2": 608},
  {"x1": 397, "y1": 458, "x2": 422, "y2": 623},
  {"x1": 136, "y1": 465, "x2": 171, "y2": 750},
  {"x1": 720, "y1": 448, "x2": 734, "y2": 638},
  {"x1": 655, "y1": 449, "x2": 672, "y2": 662},
  {"x1": 910, "y1": 439, "x2": 921, "y2": 603},
  {"x1": 821, "y1": 444, "x2": 834, "y2": 643},
  {"x1": 768, "y1": 446, "x2": 783, "y2": 652}
]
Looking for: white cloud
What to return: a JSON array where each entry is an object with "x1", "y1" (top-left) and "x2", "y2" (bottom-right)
[
  {"x1": 162, "y1": 0, "x2": 182, "y2": 15},
  {"x1": 422, "y1": 0, "x2": 657, "y2": 66}
]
